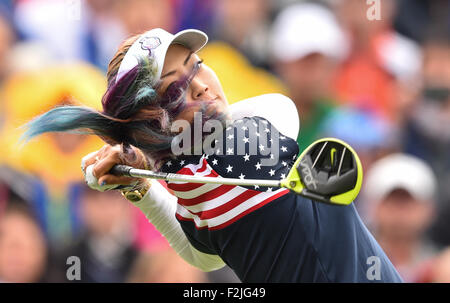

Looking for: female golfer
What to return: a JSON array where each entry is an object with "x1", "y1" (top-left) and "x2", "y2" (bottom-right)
[{"x1": 24, "y1": 28, "x2": 402, "y2": 282}]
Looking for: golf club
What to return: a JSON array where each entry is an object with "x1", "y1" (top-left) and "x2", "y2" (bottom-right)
[{"x1": 111, "y1": 138, "x2": 363, "y2": 205}]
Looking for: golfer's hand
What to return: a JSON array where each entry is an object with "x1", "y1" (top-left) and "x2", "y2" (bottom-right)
[{"x1": 81, "y1": 144, "x2": 149, "y2": 190}]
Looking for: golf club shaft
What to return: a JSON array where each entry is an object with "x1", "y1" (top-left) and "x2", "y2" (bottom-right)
[
  {"x1": 111, "y1": 164, "x2": 282, "y2": 188},
  {"x1": 112, "y1": 165, "x2": 332, "y2": 203}
]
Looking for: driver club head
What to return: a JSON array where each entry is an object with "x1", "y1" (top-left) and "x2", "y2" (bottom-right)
[{"x1": 281, "y1": 138, "x2": 363, "y2": 205}]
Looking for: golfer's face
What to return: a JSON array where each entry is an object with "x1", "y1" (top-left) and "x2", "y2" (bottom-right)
[{"x1": 158, "y1": 44, "x2": 229, "y2": 122}]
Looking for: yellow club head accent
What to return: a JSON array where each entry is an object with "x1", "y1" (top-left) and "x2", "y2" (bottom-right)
[
  {"x1": 281, "y1": 138, "x2": 363, "y2": 205},
  {"x1": 330, "y1": 147, "x2": 337, "y2": 166}
]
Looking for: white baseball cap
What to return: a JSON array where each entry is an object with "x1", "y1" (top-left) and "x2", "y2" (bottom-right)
[
  {"x1": 116, "y1": 28, "x2": 208, "y2": 82},
  {"x1": 377, "y1": 32, "x2": 422, "y2": 82},
  {"x1": 270, "y1": 3, "x2": 348, "y2": 62},
  {"x1": 364, "y1": 153, "x2": 437, "y2": 203}
]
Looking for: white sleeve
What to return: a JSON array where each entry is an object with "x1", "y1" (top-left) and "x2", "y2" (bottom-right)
[
  {"x1": 131, "y1": 180, "x2": 226, "y2": 272},
  {"x1": 229, "y1": 93, "x2": 300, "y2": 140},
  {"x1": 83, "y1": 164, "x2": 225, "y2": 272}
]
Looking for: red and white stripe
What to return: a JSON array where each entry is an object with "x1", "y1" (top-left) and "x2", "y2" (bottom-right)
[{"x1": 168, "y1": 156, "x2": 289, "y2": 230}]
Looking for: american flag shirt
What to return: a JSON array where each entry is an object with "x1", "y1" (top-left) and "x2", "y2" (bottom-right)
[{"x1": 160, "y1": 116, "x2": 403, "y2": 282}]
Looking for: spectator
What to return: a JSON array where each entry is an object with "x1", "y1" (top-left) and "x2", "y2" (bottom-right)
[
  {"x1": 1, "y1": 63, "x2": 107, "y2": 247},
  {"x1": 402, "y1": 31, "x2": 450, "y2": 247},
  {"x1": 84, "y1": 0, "x2": 129, "y2": 71},
  {"x1": 394, "y1": 0, "x2": 450, "y2": 44},
  {"x1": 176, "y1": 0, "x2": 216, "y2": 34},
  {"x1": 269, "y1": 2, "x2": 347, "y2": 151},
  {"x1": 0, "y1": 165, "x2": 37, "y2": 215},
  {"x1": 114, "y1": 0, "x2": 176, "y2": 35},
  {"x1": 210, "y1": 0, "x2": 273, "y2": 69},
  {"x1": 363, "y1": 153, "x2": 438, "y2": 282},
  {"x1": 0, "y1": 5, "x2": 14, "y2": 83},
  {"x1": 332, "y1": 0, "x2": 421, "y2": 123},
  {"x1": 0, "y1": 6, "x2": 15, "y2": 131},
  {"x1": 14, "y1": 0, "x2": 126, "y2": 71},
  {"x1": 415, "y1": 245, "x2": 450, "y2": 283},
  {"x1": 0, "y1": 203, "x2": 48, "y2": 283},
  {"x1": 51, "y1": 186, "x2": 138, "y2": 283}
]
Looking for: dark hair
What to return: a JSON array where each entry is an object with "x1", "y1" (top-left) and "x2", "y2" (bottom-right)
[{"x1": 21, "y1": 33, "x2": 202, "y2": 168}]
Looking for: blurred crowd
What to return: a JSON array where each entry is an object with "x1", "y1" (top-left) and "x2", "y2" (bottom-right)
[{"x1": 0, "y1": 0, "x2": 449, "y2": 283}]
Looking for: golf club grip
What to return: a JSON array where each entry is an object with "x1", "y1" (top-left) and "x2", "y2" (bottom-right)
[{"x1": 110, "y1": 164, "x2": 133, "y2": 177}]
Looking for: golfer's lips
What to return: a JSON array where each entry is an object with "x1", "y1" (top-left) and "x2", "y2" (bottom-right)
[
  {"x1": 202, "y1": 97, "x2": 220, "y2": 111},
  {"x1": 196, "y1": 97, "x2": 220, "y2": 113},
  {"x1": 198, "y1": 96, "x2": 219, "y2": 103}
]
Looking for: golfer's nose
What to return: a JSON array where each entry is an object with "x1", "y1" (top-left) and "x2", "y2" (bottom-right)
[{"x1": 190, "y1": 77, "x2": 210, "y2": 101}]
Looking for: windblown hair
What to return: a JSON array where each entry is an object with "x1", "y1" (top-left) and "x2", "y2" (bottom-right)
[{"x1": 22, "y1": 34, "x2": 197, "y2": 168}]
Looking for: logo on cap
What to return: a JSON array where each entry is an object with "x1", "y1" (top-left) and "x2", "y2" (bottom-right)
[{"x1": 140, "y1": 37, "x2": 162, "y2": 54}]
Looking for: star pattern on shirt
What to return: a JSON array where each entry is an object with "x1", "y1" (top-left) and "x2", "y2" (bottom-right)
[
  {"x1": 201, "y1": 116, "x2": 300, "y2": 192},
  {"x1": 160, "y1": 117, "x2": 300, "y2": 193},
  {"x1": 243, "y1": 153, "x2": 250, "y2": 162}
]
